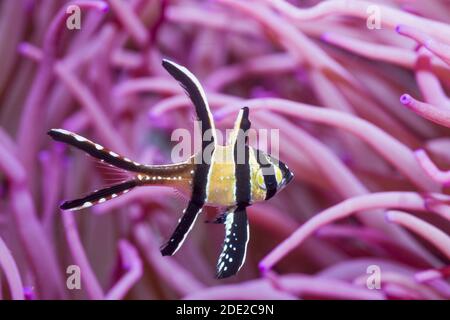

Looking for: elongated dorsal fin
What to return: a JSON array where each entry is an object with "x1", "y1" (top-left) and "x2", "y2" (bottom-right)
[{"x1": 162, "y1": 59, "x2": 217, "y2": 148}]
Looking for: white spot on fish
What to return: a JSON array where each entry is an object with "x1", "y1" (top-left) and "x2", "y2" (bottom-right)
[
  {"x1": 54, "y1": 129, "x2": 71, "y2": 135},
  {"x1": 74, "y1": 135, "x2": 87, "y2": 142},
  {"x1": 81, "y1": 201, "x2": 92, "y2": 209}
]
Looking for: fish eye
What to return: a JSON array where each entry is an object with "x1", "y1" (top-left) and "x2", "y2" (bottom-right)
[{"x1": 256, "y1": 170, "x2": 266, "y2": 190}]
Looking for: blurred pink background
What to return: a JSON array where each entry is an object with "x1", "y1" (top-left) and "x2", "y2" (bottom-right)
[{"x1": 0, "y1": 0, "x2": 449, "y2": 300}]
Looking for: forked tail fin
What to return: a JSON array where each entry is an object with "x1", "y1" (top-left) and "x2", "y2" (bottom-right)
[
  {"x1": 48, "y1": 129, "x2": 145, "y2": 211},
  {"x1": 48, "y1": 128, "x2": 191, "y2": 211}
]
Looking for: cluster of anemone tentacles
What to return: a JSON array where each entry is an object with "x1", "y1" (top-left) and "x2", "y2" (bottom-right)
[{"x1": 0, "y1": 0, "x2": 449, "y2": 300}]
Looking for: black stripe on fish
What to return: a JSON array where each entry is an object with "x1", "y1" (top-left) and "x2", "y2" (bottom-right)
[
  {"x1": 255, "y1": 150, "x2": 277, "y2": 201},
  {"x1": 160, "y1": 59, "x2": 220, "y2": 257},
  {"x1": 216, "y1": 206, "x2": 249, "y2": 279},
  {"x1": 233, "y1": 107, "x2": 252, "y2": 205},
  {"x1": 160, "y1": 151, "x2": 214, "y2": 256}
]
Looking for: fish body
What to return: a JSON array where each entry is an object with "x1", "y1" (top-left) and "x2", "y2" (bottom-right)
[{"x1": 49, "y1": 59, "x2": 293, "y2": 278}]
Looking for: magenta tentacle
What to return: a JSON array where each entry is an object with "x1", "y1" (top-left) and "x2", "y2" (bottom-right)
[
  {"x1": 266, "y1": 0, "x2": 450, "y2": 44},
  {"x1": 414, "y1": 149, "x2": 450, "y2": 186},
  {"x1": 0, "y1": 236, "x2": 24, "y2": 300},
  {"x1": 396, "y1": 24, "x2": 450, "y2": 66},
  {"x1": 400, "y1": 94, "x2": 450, "y2": 128},
  {"x1": 385, "y1": 210, "x2": 450, "y2": 259},
  {"x1": 62, "y1": 211, "x2": 104, "y2": 299},
  {"x1": 214, "y1": 98, "x2": 440, "y2": 191},
  {"x1": 259, "y1": 192, "x2": 432, "y2": 272},
  {"x1": 16, "y1": 1, "x2": 108, "y2": 177},
  {"x1": 105, "y1": 240, "x2": 143, "y2": 300}
]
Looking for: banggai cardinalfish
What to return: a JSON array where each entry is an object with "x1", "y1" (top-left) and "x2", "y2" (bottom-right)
[{"x1": 48, "y1": 59, "x2": 294, "y2": 278}]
